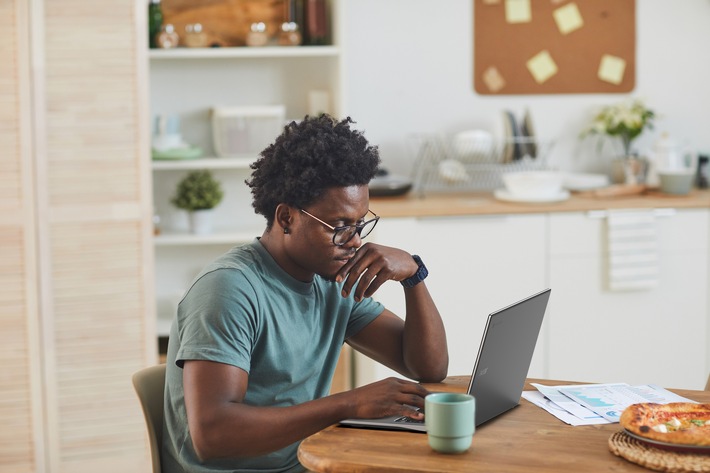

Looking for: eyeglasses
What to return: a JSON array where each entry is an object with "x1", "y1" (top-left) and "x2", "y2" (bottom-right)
[{"x1": 299, "y1": 208, "x2": 380, "y2": 246}]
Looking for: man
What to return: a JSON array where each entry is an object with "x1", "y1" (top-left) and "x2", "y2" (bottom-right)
[{"x1": 162, "y1": 115, "x2": 448, "y2": 473}]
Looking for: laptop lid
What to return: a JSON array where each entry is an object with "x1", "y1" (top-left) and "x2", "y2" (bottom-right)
[
  {"x1": 469, "y1": 288, "x2": 550, "y2": 426},
  {"x1": 339, "y1": 288, "x2": 551, "y2": 432}
]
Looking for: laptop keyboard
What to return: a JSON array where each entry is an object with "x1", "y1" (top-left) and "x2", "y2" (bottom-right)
[
  {"x1": 394, "y1": 406, "x2": 424, "y2": 424},
  {"x1": 394, "y1": 416, "x2": 424, "y2": 424}
]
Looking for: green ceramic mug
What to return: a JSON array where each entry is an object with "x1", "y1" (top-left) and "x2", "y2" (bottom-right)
[{"x1": 425, "y1": 392, "x2": 476, "y2": 454}]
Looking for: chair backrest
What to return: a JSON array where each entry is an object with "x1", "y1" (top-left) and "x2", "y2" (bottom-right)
[{"x1": 132, "y1": 364, "x2": 167, "y2": 473}]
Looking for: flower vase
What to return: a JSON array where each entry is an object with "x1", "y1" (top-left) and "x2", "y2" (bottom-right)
[
  {"x1": 611, "y1": 156, "x2": 648, "y2": 185},
  {"x1": 189, "y1": 209, "x2": 214, "y2": 235}
]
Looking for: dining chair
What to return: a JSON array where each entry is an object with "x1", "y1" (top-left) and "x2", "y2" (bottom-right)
[{"x1": 132, "y1": 364, "x2": 166, "y2": 473}]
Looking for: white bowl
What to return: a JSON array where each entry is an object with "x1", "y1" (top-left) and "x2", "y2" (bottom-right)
[
  {"x1": 501, "y1": 171, "x2": 563, "y2": 199},
  {"x1": 658, "y1": 170, "x2": 694, "y2": 195}
]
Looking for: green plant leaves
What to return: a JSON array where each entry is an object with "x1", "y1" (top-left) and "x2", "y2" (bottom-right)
[{"x1": 171, "y1": 170, "x2": 224, "y2": 211}]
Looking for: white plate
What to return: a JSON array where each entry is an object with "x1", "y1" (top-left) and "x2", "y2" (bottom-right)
[
  {"x1": 494, "y1": 188, "x2": 570, "y2": 203},
  {"x1": 562, "y1": 173, "x2": 610, "y2": 191}
]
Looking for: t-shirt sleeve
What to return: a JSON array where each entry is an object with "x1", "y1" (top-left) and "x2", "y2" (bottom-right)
[
  {"x1": 175, "y1": 269, "x2": 258, "y2": 373},
  {"x1": 344, "y1": 295, "x2": 385, "y2": 340}
]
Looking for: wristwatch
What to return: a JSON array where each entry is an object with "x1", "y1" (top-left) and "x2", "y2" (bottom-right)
[{"x1": 400, "y1": 255, "x2": 428, "y2": 288}]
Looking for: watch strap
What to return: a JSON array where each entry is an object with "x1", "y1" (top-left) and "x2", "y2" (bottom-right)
[{"x1": 400, "y1": 255, "x2": 428, "y2": 288}]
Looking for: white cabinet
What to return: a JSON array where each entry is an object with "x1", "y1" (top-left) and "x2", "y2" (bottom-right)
[
  {"x1": 355, "y1": 214, "x2": 548, "y2": 386},
  {"x1": 547, "y1": 209, "x2": 710, "y2": 389},
  {"x1": 355, "y1": 208, "x2": 710, "y2": 391},
  {"x1": 150, "y1": 11, "x2": 343, "y2": 335}
]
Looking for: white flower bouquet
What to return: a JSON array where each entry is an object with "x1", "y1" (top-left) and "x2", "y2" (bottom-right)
[{"x1": 582, "y1": 99, "x2": 656, "y2": 156}]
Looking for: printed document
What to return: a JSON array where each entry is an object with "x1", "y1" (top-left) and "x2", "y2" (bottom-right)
[{"x1": 524, "y1": 382, "x2": 696, "y2": 425}]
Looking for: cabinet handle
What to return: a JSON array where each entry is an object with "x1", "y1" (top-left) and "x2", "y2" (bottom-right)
[{"x1": 586, "y1": 208, "x2": 677, "y2": 219}]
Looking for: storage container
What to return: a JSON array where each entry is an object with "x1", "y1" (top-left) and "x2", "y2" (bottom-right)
[{"x1": 211, "y1": 105, "x2": 286, "y2": 157}]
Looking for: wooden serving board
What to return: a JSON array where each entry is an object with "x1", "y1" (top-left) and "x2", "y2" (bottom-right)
[{"x1": 161, "y1": 0, "x2": 286, "y2": 47}]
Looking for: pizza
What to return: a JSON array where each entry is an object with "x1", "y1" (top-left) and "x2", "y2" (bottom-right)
[{"x1": 620, "y1": 402, "x2": 710, "y2": 446}]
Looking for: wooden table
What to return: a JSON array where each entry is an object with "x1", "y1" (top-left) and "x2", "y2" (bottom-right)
[{"x1": 298, "y1": 377, "x2": 710, "y2": 472}]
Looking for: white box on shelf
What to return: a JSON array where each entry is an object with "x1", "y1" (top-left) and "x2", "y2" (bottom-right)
[{"x1": 212, "y1": 105, "x2": 286, "y2": 157}]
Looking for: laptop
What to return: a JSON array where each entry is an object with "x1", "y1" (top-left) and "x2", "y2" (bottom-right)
[{"x1": 340, "y1": 288, "x2": 551, "y2": 432}]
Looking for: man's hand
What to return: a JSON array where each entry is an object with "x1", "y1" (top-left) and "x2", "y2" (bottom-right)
[
  {"x1": 335, "y1": 243, "x2": 418, "y2": 301},
  {"x1": 343, "y1": 377, "x2": 430, "y2": 421}
]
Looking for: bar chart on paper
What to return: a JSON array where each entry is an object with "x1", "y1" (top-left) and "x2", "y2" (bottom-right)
[{"x1": 558, "y1": 384, "x2": 695, "y2": 422}]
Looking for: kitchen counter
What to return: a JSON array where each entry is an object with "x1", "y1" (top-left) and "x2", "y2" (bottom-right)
[
  {"x1": 370, "y1": 188, "x2": 710, "y2": 218},
  {"x1": 366, "y1": 187, "x2": 710, "y2": 390}
]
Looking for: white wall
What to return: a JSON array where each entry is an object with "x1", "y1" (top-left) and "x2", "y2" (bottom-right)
[{"x1": 341, "y1": 0, "x2": 710, "y2": 177}]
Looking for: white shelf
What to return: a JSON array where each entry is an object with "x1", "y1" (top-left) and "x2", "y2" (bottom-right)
[
  {"x1": 151, "y1": 156, "x2": 256, "y2": 171},
  {"x1": 149, "y1": 46, "x2": 339, "y2": 60},
  {"x1": 154, "y1": 230, "x2": 256, "y2": 246}
]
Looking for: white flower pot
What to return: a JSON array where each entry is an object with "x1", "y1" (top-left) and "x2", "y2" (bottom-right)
[{"x1": 189, "y1": 209, "x2": 214, "y2": 235}]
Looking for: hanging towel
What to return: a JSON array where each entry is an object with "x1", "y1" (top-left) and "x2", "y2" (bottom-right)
[{"x1": 606, "y1": 209, "x2": 659, "y2": 291}]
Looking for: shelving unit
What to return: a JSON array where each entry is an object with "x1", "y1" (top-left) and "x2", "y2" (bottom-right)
[
  {"x1": 149, "y1": 45, "x2": 339, "y2": 60},
  {"x1": 149, "y1": 0, "x2": 342, "y2": 338},
  {"x1": 154, "y1": 230, "x2": 257, "y2": 246},
  {"x1": 151, "y1": 156, "x2": 254, "y2": 171}
]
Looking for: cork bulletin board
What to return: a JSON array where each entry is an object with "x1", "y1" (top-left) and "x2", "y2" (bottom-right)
[{"x1": 474, "y1": 0, "x2": 636, "y2": 95}]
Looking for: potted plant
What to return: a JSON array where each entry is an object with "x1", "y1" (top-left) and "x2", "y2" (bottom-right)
[
  {"x1": 582, "y1": 99, "x2": 656, "y2": 184},
  {"x1": 171, "y1": 170, "x2": 224, "y2": 234}
]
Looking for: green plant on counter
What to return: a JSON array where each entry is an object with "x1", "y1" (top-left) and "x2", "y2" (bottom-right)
[
  {"x1": 581, "y1": 98, "x2": 656, "y2": 156},
  {"x1": 171, "y1": 170, "x2": 224, "y2": 211}
]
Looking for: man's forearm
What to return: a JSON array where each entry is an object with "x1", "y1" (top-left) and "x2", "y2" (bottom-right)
[
  {"x1": 191, "y1": 393, "x2": 351, "y2": 460},
  {"x1": 402, "y1": 283, "x2": 449, "y2": 382}
]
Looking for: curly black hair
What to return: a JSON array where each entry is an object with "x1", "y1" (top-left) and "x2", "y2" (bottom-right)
[{"x1": 246, "y1": 115, "x2": 381, "y2": 228}]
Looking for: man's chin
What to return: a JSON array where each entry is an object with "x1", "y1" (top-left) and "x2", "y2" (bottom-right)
[{"x1": 320, "y1": 261, "x2": 347, "y2": 282}]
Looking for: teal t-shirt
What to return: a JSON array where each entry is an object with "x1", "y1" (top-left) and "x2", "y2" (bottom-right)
[{"x1": 162, "y1": 239, "x2": 384, "y2": 473}]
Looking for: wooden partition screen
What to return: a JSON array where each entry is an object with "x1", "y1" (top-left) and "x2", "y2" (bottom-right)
[
  {"x1": 0, "y1": 1, "x2": 44, "y2": 470},
  {"x1": 1, "y1": 0, "x2": 156, "y2": 471},
  {"x1": 474, "y1": 0, "x2": 636, "y2": 95}
]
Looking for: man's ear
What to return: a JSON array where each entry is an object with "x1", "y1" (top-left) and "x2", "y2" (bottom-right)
[{"x1": 274, "y1": 204, "x2": 295, "y2": 232}]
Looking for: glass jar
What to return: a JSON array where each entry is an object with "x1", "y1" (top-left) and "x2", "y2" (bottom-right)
[
  {"x1": 246, "y1": 22, "x2": 268, "y2": 47},
  {"x1": 184, "y1": 23, "x2": 209, "y2": 48},
  {"x1": 278, "y1": 22, "x2": 302, "y2": 46},
  {"x1": 157, "y1": 24, "x2": 179, "y2": 49}
]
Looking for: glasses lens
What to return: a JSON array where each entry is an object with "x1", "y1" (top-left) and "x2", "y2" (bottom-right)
[
  {"x1": 333, "y1": 226, "x2": 357, "y2": 246},
  {"x1": 359, "y1": 218, "x2": 378, "y2": 240},
  {"x1": 333, "y1": 218, "x2": 379, "y2": 246}
]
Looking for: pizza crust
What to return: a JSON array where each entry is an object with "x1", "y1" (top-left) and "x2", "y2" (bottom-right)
[{"x1": 620, "y1": 402, "x2": 710, "y2": 446}]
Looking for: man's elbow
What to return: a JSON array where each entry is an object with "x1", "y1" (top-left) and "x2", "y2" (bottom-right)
[
  {"x1": 419, "y1": 368, "x2": 448, "y2": 384},
  {"x1": 412, "y1": 358, "x2": 449, "y2": 383},
  {"x1": 191, "y1": 424, "x2": 221, "y2": 461}
]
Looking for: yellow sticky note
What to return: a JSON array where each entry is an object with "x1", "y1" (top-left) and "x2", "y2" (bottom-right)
[
  {"x1": 598, "y1": 54, "x2": 626, "y2": 85},
  {"x1": 553, "y1": 3, "x2": 584, "y2": 35},
  {"x1": 526, "y1": 50, "x2": 558, "y2": 84},
  {"x1": 482, "y1": 66, "x2": 506, "y2": 92},
  {"x1": 505, "y1": 0, "x2": 531, "y2": 24}
]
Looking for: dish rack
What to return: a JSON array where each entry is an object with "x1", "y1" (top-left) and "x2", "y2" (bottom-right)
[{"x1": 410, "y1": 133, "x2": 555, "y2": 196}]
